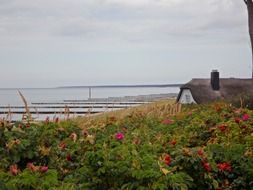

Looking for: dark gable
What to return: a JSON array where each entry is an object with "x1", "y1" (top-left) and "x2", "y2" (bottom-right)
[{"x1": 177, "y1": 79, "x2": 253, "y2": 104}]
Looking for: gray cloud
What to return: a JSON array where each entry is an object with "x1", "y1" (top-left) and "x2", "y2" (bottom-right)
[
  {"x1": 0, "y1": 0, "x2": 247, "y2": 44},
  {"x1": 0, "y1": 0, "x2": 251, "y2": 87}
]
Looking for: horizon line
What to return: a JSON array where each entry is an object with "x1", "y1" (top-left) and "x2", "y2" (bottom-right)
[{"x1": 0, "y1": 83, "x2": 183, "y2": 90}]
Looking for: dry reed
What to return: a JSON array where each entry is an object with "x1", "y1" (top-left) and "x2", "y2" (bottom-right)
[
  {"x1": 75, "y1": 99, "x2": 180, "y2": 130},
  {"x1": 64, "y1": 105, "x2": 70, "y2": 120},
  {"x1": 6, "y1": 104, "x2": 12, "y2": 123},
  {"x1": 18, "y1": 91, "x2": 32, "y2": 122}
]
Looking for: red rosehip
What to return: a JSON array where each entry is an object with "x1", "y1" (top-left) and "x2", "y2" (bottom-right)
[
  {"x1": 235, "y1": 117, "x2": 241, "y2": 124},
  {"x1": 164, "y1": 154, "x2": 172, "y2": 166},
  {"x1": 217, "y1": 162, "x2": 232, "y2": 172},
  {"x1": 218, "y1": 125, "x2": 227, "y2": 132},
  {"x1": 170, "y1": 139, "x2": 177, "y2": 146},
  {"x1": 197, "y1": 149, "x2": 204, "y2": 157},
  {"x1": 202, "y1": 162, "x2": 211, "y2": 172},
  {"x1": 66, "y1": 154, "x2": 72, "y2": 161},
  {"x1": 240, "y1": 125, "x2": 247, "y2": 129}
]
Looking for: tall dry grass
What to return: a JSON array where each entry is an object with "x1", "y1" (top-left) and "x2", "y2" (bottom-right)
[
  {"x1": 18, "y1": 91, "x2": 32, "y2": 122},
  {"x1": 75, "y1": 99, "x2": 180, "y2": 130}
]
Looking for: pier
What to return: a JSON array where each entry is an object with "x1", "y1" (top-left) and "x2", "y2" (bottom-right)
[{"x1": 0, "y1": 100, "x2": 150, "y2": 121}]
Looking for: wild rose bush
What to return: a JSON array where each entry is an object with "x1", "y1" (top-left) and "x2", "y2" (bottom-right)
[{"x1": 0, "y1": 102, "x2": 253, "y2": 189}]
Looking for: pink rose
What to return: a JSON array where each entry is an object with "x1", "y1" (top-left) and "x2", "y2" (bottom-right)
[
  {"x1": 242, "y1": 114, "x2": 250, "y2": 121},
  {"x1": 9, "y1": 164, "x2": 19, "y2": 176},
  {"x1": 115, "y1": 132, "x2": 124, "y2": 140},
  {"x1": 40, "y1": 166, "x2": 48, "y2": 173},
  {"x1": 70, "y1": 133, "x2": 77, "y2": 142},
  {"x1": 27, "y1": 162, "x2": 38, "y2": 172}
]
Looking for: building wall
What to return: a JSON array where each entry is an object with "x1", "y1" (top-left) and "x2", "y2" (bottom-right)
[{"x1": 178, "y1": 89, "x2": 196, "y2": 104}]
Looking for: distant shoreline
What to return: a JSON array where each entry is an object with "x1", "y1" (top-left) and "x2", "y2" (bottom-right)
[
  {"x1": 57, "y1": 84, "x2": 183, "y2": 89},
  {"x1": 0, "y1": 84, "x2": 183, "y2": 90}
]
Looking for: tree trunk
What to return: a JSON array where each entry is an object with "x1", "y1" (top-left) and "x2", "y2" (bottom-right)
[
  {"x1": 250, "y1": 33, "x2": 253, "y2": 78},
  {"x1": 245, "y1": 0, "x2": 253, "y2": 78}
]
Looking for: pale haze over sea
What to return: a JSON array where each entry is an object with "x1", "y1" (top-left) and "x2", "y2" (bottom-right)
[{"x1": 0, "y1": 0, "x2": 251, "y2": 88}]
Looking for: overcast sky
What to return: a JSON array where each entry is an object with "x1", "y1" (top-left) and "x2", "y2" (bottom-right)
[{"x1": 0, "y1": 0, "x2": 250, "y2": 88}]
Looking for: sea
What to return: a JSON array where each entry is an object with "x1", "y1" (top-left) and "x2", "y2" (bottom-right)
[{"x1": 0, "y1": 87, "x2": 179, "y2": 121}]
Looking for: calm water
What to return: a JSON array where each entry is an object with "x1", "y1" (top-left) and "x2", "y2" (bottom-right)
[
  {"x1": 0, "y1": 87, "x2": 179, "y2": 121},
  {"x1": 0, "y1": 87, "x2": 179, "y2": 106}
]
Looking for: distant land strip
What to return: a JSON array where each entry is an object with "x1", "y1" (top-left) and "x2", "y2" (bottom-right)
[
  {"x1": 58, "y1": 84, "x2": 183, "y2": 88},
  {"x1": 0, "y1": 84, "x2": 183, "y2": 90}
]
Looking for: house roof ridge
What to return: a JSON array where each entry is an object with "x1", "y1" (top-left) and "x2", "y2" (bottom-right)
[{"x1": 178, "y1": 77, "x2": 253, "y2": 104}]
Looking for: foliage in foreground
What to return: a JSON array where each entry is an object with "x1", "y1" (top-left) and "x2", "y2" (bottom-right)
[{"x1": 0, "y1": 102, "x2": 253, "y2": 189}]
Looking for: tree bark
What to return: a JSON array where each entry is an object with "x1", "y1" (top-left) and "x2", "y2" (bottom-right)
[{"x1": 245, "y1": 0, "x2": 253, "y2": 78}]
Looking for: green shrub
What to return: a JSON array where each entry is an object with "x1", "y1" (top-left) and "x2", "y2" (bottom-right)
[{"x1": 0, "y1": 102, "x2": 252, "y2": 189}]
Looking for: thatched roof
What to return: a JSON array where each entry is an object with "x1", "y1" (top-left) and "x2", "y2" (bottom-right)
[{"x1": 177, "y1": 78, "x2": 253, "y2": 103}]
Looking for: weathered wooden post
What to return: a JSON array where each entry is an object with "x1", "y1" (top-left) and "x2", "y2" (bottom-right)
[{"x1": 89, "y1": 87, "x2": 92, "y2": 100}]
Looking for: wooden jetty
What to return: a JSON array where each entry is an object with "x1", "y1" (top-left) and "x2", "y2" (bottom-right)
[
  {"x1": 0, "y1": 111, "x2": 101, "y2": 114},
  {"x1": 0, "y1": 105, "x2": 137, "y2": 109},
  {"x1": 0, "y1": 101, "x2": 149, "y2": 121},
  {"x1": 31, "y1": 101, "x2": 150, "y2": 105}
]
